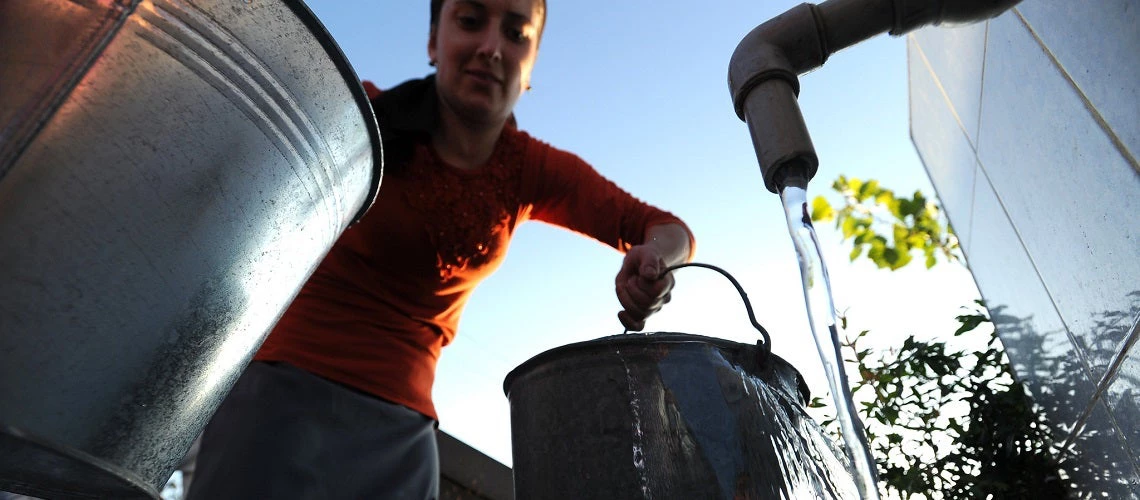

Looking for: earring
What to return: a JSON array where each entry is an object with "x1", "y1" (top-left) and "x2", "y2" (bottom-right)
[
  {"x1": 429, "y1": 59, "x2": 437, "y2": 67},
  {"x1": 526, "y1": 85, "x2": 533, "y2": 92}
]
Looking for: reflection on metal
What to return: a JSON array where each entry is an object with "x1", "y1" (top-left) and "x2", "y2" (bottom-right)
[
  {"x1": 0, "y1": 0, "x2": 382, "y2": 498},
  {"x1": 0, "y1": 0, "x2": 139, "y2": 178},
  {"x1": 134, "y1": 0, "x2": 344, "y2": 237},
  {"x1": 504, "y1": 333, "x2": 859, "y2": 500}
]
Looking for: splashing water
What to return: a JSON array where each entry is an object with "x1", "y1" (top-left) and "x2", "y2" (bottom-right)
[
  {"x1": 616, "y1": 347, "x2": 653, "y2": 499},
  {"x1": 733, "y1": 365, "x2": 860, "y2": 499},
  {"x1": 780, "y1": 182, "x2": 881, "y2": 500}
]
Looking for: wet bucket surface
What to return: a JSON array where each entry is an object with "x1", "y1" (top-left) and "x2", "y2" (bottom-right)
[
  {"x1": 0, "y1": 0, "x2": 380, "y2": 497},
  {"x1": 504, "y1": 332, "x2": 858, "y2": 500}
]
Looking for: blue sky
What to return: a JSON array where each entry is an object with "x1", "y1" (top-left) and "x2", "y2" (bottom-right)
[{"x1": 302, "y1": 0, "x2": 982, "y2": 465}]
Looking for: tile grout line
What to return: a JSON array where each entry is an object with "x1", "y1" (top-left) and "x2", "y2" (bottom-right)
[
  {"x1": 1011, "y1": 8, "x2": 1140, "y2": 177},
  {"x1": 971, "y1": 163, "x2": 1099, "y2": 453},
  {"x1": 1009, "y1": 6, "x2": 1140, "y2": 460},
  {"x1": 910, "y1": 35, "x2": 976, "y2": 156},
  {"x1": 905, "y1": 34, "x2": 973, "y2": 254},
  {"x1": 972, "y1": 20, "x2": 989, "y2": 154},
  {"x1": 965, "y1": 20, "x2": 991, "y2": 249},
  {"x1": 1061, "y1": 312, "x2": 1140, "y2": 456}
]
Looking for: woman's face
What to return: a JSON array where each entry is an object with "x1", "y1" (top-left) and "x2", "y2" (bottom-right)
[{"x1": 429, "y1": 0, "x2": 544, "y2": 125}]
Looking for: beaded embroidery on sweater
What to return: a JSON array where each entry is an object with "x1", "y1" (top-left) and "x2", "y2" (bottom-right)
[{"x1": 402, "y1": 131, "x2": 525, "y2": 281}]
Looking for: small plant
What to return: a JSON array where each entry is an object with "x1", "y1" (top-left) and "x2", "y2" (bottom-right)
[
  {"x1": 811, "y1": 304, "x2": 1066, "y2": 498},
  {"x1": 811, "y1": 176, "x2": 959, "y2": 270},
  {"x1": 809, "y1": 177, "x2": 1068, "y2": 499}
]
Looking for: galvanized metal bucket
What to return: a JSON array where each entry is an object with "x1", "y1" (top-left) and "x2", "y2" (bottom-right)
[
  {"x1": 0, "y1": 0, "x2": 381, "y2": 497},
  {"x1": 503, "y1": 333, "x2": 859, "y2": 499}
]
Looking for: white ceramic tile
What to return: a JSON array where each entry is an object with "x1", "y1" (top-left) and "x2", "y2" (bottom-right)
[
  {"x1": 968, "y1": 170, "x2": 1096, "y2": 436},
  {"x1": 1061, "y1": 400, "x2": 1140, "y2": 497},
  {"x1": 1015, "y1": 1, "x2": 1140, "y2": 163},
  {"x1": 977, "y1": 11, "x2": 1140, "y2": 381},
  {"x1": 910, "y1": 20, "x2": 988, "y2": 144},
  {"x1": 907, "y1": 37, "x2": 979, "y2": 250}
]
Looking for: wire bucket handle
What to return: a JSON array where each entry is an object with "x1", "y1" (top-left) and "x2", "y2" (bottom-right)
[{"x1": 629, "y1": 262, "x2": 773, "y2": 367}]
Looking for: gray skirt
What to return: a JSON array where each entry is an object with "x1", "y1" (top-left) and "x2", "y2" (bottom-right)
[{"x1": 186, "y1": 361, "x2": 439, "y2": 500}]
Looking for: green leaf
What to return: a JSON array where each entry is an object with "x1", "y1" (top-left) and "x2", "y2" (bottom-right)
[
  {"x1": 883, "y1": 406, "x2": 900, "y2": 424},
  {"x1": 849, "y1": 245, "x2": 865, "y2": 262},
  {"x1": 907, "y1": 234, "x2": 929, "y2": 248},
  {"x1": 841, "y1": 216, "x2": 858, "y2": 238},
  {"x1": 811, "y1": 195, "x2": 835, "y2": 221},
  {"x1": 912, "y1": 190, "x2": 927, "y2": 208},
  {"x1": 886, "y1": 197, "x2": 903, "y2": 219},
  {"x1": 875, "y1": 189, "x2": 896, "y2": 206},
  {"x1": 858, "y1": 179, "x2": 881, "y2": 201},
  {"x1": 893, "y1": 224, "x2": 909, "y2": 246},
  {"x1": 867, "y1": 242, "x2": 888, "y2": 268},
  {"x1": 954, "y1": 313, "x2": 990, "y2": 336},
  {"x1": 892, "y1": 251, "x2": 913, "y2": 270},
  {"x1": 882, "y1": 247, "x2": 901, "y2": 268}
]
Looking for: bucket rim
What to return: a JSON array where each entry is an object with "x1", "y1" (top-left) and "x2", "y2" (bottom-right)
[
  {"x1": 0, "y1": 424, "x2": 160, "y2": 499},
  {"x1": 281, "y1": 0, "x2": 383, "y2": 226},
  {"x1": 503, "y1": 332, "x2": 808, "y2": 402}
]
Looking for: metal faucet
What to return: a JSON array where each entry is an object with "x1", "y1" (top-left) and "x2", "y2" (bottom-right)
[{"x1": 728, "y1": 0, "x2": 1021, "y2": 194}]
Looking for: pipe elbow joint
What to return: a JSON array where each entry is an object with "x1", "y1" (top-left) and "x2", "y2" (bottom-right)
[
  {"x1": 725, "y1": 0, "x2": 1023, "y2": 195},
  {"x1": 728, "y1": 3, "x2": 827, "y2": 121},
  {"x1": 729, "y1": 42, "x2": 799, "y2": 122},
  {"x1": 727, "y1": 3, "x2": 827, "y2": 194}
]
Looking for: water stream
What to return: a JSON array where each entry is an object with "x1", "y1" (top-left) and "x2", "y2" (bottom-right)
[
  {"x1": 780, "y1": 181, "x2": 881, "y2": 500},
  {"x1": 616, "y1": 347, "x2": 654, "y2": 499}
]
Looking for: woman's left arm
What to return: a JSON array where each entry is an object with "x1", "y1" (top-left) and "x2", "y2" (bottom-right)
[
  {"x1": 520, "y1": 138, "x2": 696, "y2": 330},
  {"x1": 614, "y1": 222, "x2": 693, "y2": 331}
]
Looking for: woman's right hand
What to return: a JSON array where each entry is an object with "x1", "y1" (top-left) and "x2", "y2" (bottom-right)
[{"x1": 615, "y1": 245, "x2": 675, "y2": 332}]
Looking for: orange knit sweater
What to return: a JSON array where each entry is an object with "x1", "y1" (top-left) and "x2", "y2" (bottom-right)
[{"x1": 254, "y1": 80, "x2": 693, "y2": 420}]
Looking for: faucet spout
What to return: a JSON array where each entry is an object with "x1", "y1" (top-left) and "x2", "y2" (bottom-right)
[{"x1": 728, "y1": 0, "x2": 1021, "y2": 193}]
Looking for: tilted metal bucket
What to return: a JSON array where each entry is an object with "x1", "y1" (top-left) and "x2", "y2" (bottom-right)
[
  {"x1": 504, "y1": 333, "x2": 859, "y2": 499},
  {"x1": 0, "y1": 1, "x2": 381, "y2": 497}
]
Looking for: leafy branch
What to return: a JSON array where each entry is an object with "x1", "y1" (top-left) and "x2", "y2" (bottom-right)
[
  {"x1": 811, "y1": 176, "x2": 961, "y2": 270},
  {"x1": 807, "y1": 176, "x2": 1068, "y2": 499},
  {"x1": 813, "y1": 303, "x2": 1064, "y2": 499}
]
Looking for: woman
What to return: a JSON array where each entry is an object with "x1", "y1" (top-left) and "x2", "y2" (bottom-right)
[{"x1": 187, "y1": 0, "x2": 694, "y2": 497}]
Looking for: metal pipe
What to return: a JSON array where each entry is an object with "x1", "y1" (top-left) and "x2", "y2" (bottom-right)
[
  {"x1": 817, "y1": 0, "x2": 894, "y2": 50},
  {"x1": 728, "y1": 0, "x2": 1021, "y2": 193},
  {"x1": 741, "y1": 79, "x2": 819, "y2": 193}
]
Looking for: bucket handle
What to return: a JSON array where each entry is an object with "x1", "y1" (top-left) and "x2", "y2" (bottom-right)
[{"x1": 648, "y1": 262, "x2": 773, "y2": 367}]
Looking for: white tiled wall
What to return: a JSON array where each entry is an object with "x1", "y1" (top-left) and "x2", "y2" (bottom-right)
[{"x1": 908, "y1": 0, "x2": 1140, "y2": 494}]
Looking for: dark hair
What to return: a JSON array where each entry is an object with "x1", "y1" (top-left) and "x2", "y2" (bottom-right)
[
  {"x1": 430, "y1": 0, "x2": 547, "y2": 40},
  {"x1": 372, "y1": 76, "x2": 439, "y2": 176},
  {"x1": 430, "y1": 0, "x2": 445, "y2": 25}
]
